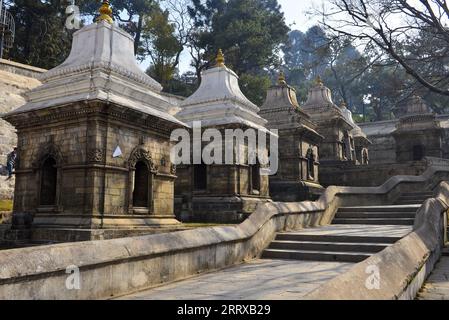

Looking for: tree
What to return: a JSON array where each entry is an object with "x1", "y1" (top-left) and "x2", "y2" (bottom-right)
[
  {"x1": 188, "y1": 0, "x2": 289, "y2": 73},
  {"x1": 319, "y1": 0, "x2": 449, "y2": 98},
  {"x1": 80, "y1": 0, "x2": 158, "y2": 56},
  {"x1": 187, "y1": 0, "x2": 289, "y2": 105},
  {"x1": 282, "y1": 26, "x2": 375, "y2": 116},
  {"x1": 143, "y1": 6, "x2": 182, "y2": 87},
  {"x1": 7, "y1": 0, "x2": 77, "y2": 69}
]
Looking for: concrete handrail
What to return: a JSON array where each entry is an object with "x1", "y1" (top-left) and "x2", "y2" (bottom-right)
[
  {"x1": 305, "y1": 181, "x2": 449, "y2": 300},
  {"x1": 0, "y1": 164, "x2": 448, "y2": 299}
]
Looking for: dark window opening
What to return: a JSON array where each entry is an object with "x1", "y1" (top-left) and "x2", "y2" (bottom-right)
[
  {"x1": 306, "y1": 146, "x2": 316, "y2": 180},
  {"x1": 251, "y1": 162, "x2": 261, "y2": 192},
  {"x1": 413, "y1": 145, "x2": 424, "y2": 161},
  {"x1": 133, "y1": 161, "x2": 149, "y2": 207},
  {"x1": 40, "y1": 157, "x2": 57, "y2": 206},
  {"x1": 194, "y1": 164, "x2": 207, "y2": 191}
]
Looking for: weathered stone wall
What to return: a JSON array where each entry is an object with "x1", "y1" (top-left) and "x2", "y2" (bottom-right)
[
  {"x1": 174, "y1": 126, "x2": 271, "y2": 223},
  {"x1": 0, "y1": 165, "x2": 447, "y2": 299},
  {"x1": 359, "y1": 116, "x2": 449, "y2": 165},
  {"x1": 320, "y1": 159, "x2": 432, "y2": 187},
  {"x1": 7, "y1": 101, "x2": 178, "y2": 230},
  {"x1": 306, "y1": 181, "x2": 449, "y2": 300},
  {"x1": 0, "y1": 59, "x2": 44, "y2": 200}
]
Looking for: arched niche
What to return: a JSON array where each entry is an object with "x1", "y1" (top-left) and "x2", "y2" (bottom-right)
[{"x1": 127, "y1": 146, "x2": 158, "y2": 214}]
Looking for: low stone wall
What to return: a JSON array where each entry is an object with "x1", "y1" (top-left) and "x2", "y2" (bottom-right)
[
  {"x1": 0, "y1": 165, "x2": 448, "y2": 299},
  {"x1": 305, "y1": 181, "x2": 449, "y2": 300},
  {"x1": 0, "y1": 201, "x2": 332, "y2": 300},
  {"x1": 0, "y1": 59, "x2": 46, "y2": 79}
]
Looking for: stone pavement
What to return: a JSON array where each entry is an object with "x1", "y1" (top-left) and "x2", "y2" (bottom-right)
[
  {"x1": 117, "y1": 224, "x2": 413, "y2": 300},
  {"x1": 116, "y1": 259, "x2": 353, "y2": 300},
  {"x1": 417, "y1": 255, "x2": 449, "y2": 300}
]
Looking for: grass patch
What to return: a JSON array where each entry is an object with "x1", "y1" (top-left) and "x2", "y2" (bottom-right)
[{"x1": 0, "y1": 200, "x2": 13, "y2": 212}]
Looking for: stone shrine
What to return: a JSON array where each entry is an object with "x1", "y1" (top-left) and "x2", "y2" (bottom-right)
[
  {"x1": 340, "y1": 102, "x2": 371, "y2": 164},
  {"x1": 2, "y1": 2, "x2": 186, "y2": 241},
  {"x1": 393, "y1": 95, "x2": 443, "y2": 162},
  {"x1": 259, "y1": 73, "x2": 323, "y2": 201},
  {"x1": 174, "y1": 50, "x2": 271, "y2": 223},
  {"x1": 301, "y1": 77, "x2": 357, "y2": 164}
]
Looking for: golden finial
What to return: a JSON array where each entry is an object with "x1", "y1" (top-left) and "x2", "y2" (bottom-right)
[
  {"x1": 97, "y1": 0, "x2": 114, "y2": 24},
  {"x1": 278, "y1": 71, "x2": 287, "y2": 85},
  {"x1": 315, "y1": 75, "x2": 323, "y2": 86},
  {"x1": 340, "y1": 102, "x2": 347, "y2": 109},
  {"x1": 216, "y1": 49, "x2": 225, "y2": 67}
]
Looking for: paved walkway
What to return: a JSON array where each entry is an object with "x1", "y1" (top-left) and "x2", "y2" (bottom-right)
[
  {"x1": 117, "y1": 259, "x2": 353, "y2": 300},
  {"x1": 418, "y1": 255, "x2": 449, "y2": 300},
  {"x1": 117, "y1": 224, "x2": 412, "y2": 300}
]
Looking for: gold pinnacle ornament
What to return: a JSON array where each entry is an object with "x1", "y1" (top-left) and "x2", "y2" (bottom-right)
[
  {"x1": 216, "y1": 49, "x2": 225, "y2": 67},
  {"x1": 278, "y1": 71, "x2": 287, "y2": 85},
  {"x1": 315, "y1": 75, "x2": 324, "y2": 86},
  {"x1": 97, "y1": 0, "x2": 114, "y2": 24}
]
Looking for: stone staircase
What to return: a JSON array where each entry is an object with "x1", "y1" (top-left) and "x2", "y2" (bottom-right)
[
  {"x1": 332, "y1": 205, "x2": 416, "y2": 226},
  {"x1": 262, "y1": 202, "x2": 421, "y2": 263},
  {"x1": 395, "y1": 191, "x2": 435, "y2": 205}
]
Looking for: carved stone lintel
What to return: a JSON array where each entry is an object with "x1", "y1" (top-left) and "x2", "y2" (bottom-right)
[
  {"x1": 33, "y1": 143, "x2": 65, "y2": 169},
  {"x1": 128, "y1": 146, "x2": 157, "y2": 172}
]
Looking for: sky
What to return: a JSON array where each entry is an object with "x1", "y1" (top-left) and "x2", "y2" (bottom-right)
[{"x1": 140, "y1": 0, "x2": 323, "y2": 73}]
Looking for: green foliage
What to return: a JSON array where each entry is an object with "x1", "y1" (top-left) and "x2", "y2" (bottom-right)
[
  {"x1": 189, "y1": 0, "x2": 288, "y2": 72},
  {"x1": 7, "y1": 0, "x2": 76, "y2": 69},
  {"x1": 143, "y1": 6, "x2": 183, "y2": 87},
  {"x1": 239, "y1": 73, "x2": 271, "y2": 107}
]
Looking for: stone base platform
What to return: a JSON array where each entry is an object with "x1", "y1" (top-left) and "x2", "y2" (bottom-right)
[
  {"x1": 31, "y1": 214, "x2": 181, "y2": 229},
  {"x1": 175, "y1": 196, "x2": 271, "y2": 224},
  {"x1": 1, "y1": 225, "x2": 189, "y2": 245},
  {"x1": 3, "y1": 212, "x2": 183, "y2": 244},
  {"x1": 270, "y1": 181, "x2": 324, "y2": 202}
]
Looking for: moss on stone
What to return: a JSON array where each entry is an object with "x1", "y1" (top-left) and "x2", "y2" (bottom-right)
[{"x1": 0, "y1": 200, "x2": 13, "y2": 212}]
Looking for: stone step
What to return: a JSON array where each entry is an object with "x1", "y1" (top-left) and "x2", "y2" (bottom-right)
[
  {"x1": 333, "y1": 218, "x2": 415, "y2": 226},
  {"x1": 338, "y1": 206, "x2": 419, "y2": 213},
  {"x1": 262, "y1": 249, "x2": 371, "y2": 263},
  {"x1": 397, "y1": 195, "x2": 432, "y2": 200},
  {"x1": 336, "y1": 212, "x2": 416, "y2": 219},
  {"x1": 276, "y1": 233, "x2": 402, "y2": 244},
  {"x1": 395, "y1": 200, "x2": 426, "y2": 205},
  {"x1": 400, "y1": 192, "x2": 434, "y2": 197},
  {"x1": 268, "y1": 240, "x2": 390, "y2": 253},
  {"x1": 442, "y1": 248, "x2": 449, "y2": 257}
]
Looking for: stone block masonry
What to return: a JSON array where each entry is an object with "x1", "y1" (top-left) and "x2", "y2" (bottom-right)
[
  {"x1": 0, "y1": 59, "x2": 44, "y2": 200},
  {"x1": 0, "y1": 165, "x2": 446, "y2": 299}
]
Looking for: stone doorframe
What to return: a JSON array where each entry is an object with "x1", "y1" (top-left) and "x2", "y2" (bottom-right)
[
  {"x1": 127, "y1": 146, "x2": 158, "y2": 215},
  {"x1": 33, "y1": 143, "x2": 64, "y2": 213}
]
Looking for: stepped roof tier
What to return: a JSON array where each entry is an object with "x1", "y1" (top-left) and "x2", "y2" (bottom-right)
[
  {"x1": 259, "y1": 72, "x2": 322, "y2": 141},
  {"x1": 302, "y1": 77, "x2": 354, "y2": 131},
  {"x1": 405, "y1": 95, "x2": 432, "y2": 115},
  {"x1": 4, "y1": 7, "x2": 185, "y2": 127},
  {"x1": 175, "y1": 50, "x2": 268, "y2": 130},
  {"x1": 340, "y1": 102, "x2": 371, "y2": 145},
  {"x1": 396, "y1": 95, "x2": 440, "y2": 132}
]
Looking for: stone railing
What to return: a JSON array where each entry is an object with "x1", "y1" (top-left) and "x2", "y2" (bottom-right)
[
  {"x1": 305, "y1": 181, "x2": 449, "y2": 300},
  {"x1": 0, "y1": 164, "x2": 448, "y2": 299},
  {"x1": 0, "y1": 59, "x2": 46, "y2": 79}
]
